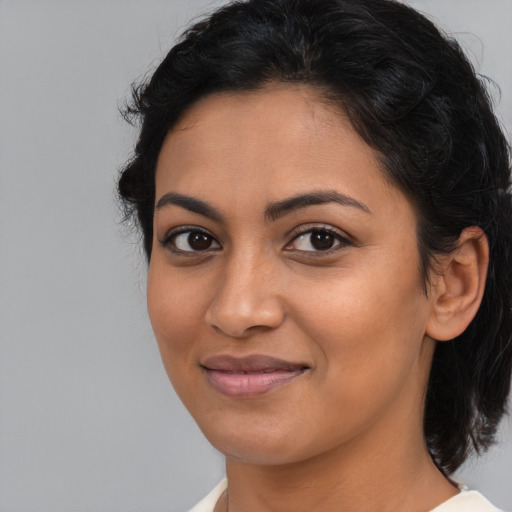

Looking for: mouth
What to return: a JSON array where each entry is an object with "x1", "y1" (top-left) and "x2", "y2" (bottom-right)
[{"x1": 201, "y1": 354, "x2": 309, "y2": 398}]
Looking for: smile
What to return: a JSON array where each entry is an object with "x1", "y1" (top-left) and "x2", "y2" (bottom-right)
[{"x1": 201, "y1": 355, "x2": 309, "y2": 398}]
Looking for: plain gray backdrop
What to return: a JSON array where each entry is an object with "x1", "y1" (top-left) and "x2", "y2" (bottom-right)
[{"x1": 0, "y1": 0, "x2": 511, "y2": 511}]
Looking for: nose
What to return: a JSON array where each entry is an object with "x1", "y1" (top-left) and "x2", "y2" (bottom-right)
[{"x1": 204, "y1": 251, "x2": 286, "y2": 338}]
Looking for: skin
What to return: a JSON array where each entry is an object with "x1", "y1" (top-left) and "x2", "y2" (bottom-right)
[{"x1": 147, "y1": 85, "x2": 476, "y2": 512}]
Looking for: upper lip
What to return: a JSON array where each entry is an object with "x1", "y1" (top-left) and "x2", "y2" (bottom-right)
[{"x1": 201, "y1": 354, "x2": 309, "y2": 373}]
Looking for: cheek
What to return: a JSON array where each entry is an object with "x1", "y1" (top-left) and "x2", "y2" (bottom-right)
[
  {"x1": 287, "y1": 283, "x2": 430, "y2": 451},
  {"x1": 290, "y1": 258, "x2": 429, "y2": 389},
  {"x1": 146, "y1": 260, "x2": 208, "y2": 377}
]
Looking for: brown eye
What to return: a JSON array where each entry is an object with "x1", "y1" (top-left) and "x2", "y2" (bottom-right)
[
  {"x1": 310, "y1": 230, "x2": 336, "y2": 250},
  {"x1": 188, "y1": 232, "x2": 213, "y2": 250},
  {"x1": 170, "y1": 230, "x2": 221, "y2": 253},
  {"x1": 289, "y1": 227, "x2": 350, "y2": 252}
]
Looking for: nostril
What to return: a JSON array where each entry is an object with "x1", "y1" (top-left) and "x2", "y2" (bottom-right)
[{"x1": 204, "y1": 295, "x2": 285, "y2": 339}]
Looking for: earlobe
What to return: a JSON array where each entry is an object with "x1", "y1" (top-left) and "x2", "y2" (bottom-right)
[{"x1": 426, "y1": 227, "x2": 489, "y2": 342}]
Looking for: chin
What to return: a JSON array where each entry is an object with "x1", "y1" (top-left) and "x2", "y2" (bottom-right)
[
  {"x1": 195, "y1": 413, "x2": 325, "y2": 466},
  {"x1": 212, "y1": 437, "x2": 303, "y2": 466}
]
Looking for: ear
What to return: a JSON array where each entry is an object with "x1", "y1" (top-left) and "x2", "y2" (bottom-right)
[{"x1": 426, "y1": 227, "x2": 489, "y2": 342}]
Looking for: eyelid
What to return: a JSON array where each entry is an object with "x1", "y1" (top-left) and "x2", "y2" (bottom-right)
[
  {"x1": 158, "y1": 223, "x2": 353, "y2": 255},
  {"x1": 159, "y1": 225, "x2": 222, "y2": 254},
  {"x1": 285, "y1": 223, "x2": 354, "y2": 253}
]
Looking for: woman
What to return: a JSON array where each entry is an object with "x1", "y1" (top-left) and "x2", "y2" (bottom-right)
[{"x1": 118, "y1": 0, "x2": 512, "y2": 510}]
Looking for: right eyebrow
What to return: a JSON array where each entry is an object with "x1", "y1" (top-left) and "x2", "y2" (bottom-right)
[{"x1": 155, "y1": 192, "x2": 224, "y2": 223}]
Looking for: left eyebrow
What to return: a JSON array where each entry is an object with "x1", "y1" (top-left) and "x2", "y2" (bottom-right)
[{"x1": 264, "y1": 190, "x2": 371, "y2": 222}]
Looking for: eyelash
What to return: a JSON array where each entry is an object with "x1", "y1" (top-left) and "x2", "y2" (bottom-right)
[
  {"x1": 160, "y1": 226, "x2": 221, "y2": 256},
  {"x1": 285, "y1": 225, "x2": 353, "y2": 255},
  {"x1": 159, "y1": 224, "x2": 353, "y2": 256}
]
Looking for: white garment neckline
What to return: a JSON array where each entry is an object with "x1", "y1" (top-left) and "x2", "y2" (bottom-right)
[{"x1": 188, "y1": 479, "x2": 503, "y2": 512}]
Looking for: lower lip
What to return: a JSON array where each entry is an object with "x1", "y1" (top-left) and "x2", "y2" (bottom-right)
[{"x1": 204, "y1": 368, "x2": 306, "y2": 398}]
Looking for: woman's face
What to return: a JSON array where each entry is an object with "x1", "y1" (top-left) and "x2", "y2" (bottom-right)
[{"x1": 148, "y1": 85, "x2": 437, "y2": 465}]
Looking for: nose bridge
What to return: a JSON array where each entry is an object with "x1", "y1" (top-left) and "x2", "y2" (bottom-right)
[{"x1": 205, "y1": 244, "x2": 285, "y2": 338}]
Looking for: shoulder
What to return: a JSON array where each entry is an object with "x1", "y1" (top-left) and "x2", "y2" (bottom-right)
[
  {"x1": 187, "y1": 479, "x2": 228, "y2": 512},
  {"x1": 430, "y1": 490, "x2": 505, "y2": 512}
]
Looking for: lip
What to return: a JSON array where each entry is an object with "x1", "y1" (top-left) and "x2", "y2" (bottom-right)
[{"x1": 201, "y1": 355, "x2": 309, "y2": 398}]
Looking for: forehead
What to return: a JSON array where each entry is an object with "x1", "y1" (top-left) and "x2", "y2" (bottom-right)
[{"x1": 154, "y1": 84, "x2": 403, "y2": 217}]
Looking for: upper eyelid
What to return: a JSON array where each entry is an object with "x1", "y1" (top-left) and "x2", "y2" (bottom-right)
[
  {"x1": 287, "y1": 223, "x2": 352, "y2": 242},
  {"x1": 160, "y1": 226, "x2": 222, "y2": 251},
  {"x1": 162, "y1": 225, "x2": 218, "y2": 241},
  {"x1": 159, "y1": 223, "x2": 353, "y2": 249},
  {"x1": 285, "y1": 225, "x2": 355, "y2": 254}
]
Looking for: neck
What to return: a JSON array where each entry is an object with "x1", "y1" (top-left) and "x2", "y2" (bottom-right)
[{"x1": 221, "y1": 411, "x2": 457, "y2": 512}]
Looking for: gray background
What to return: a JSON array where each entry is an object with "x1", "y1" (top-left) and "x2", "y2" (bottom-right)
[{"x1": 0, "y1": 0, "x2": 510, "y2": 511}]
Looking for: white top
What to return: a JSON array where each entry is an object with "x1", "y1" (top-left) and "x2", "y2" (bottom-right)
[{"x1": 188, "y1": 479, "x2": 505, "y2": 512}]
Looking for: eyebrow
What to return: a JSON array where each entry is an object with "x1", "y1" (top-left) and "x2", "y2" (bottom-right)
[
  {"x1": 155, "y1": 192, "x2": 224, "y2": 222},
  {"x1": 264, "y1": 190, "x2": 371, "y2": 221},
  {"x1": 155, "y1": 189, "x2": 371, "y2": 223}
]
